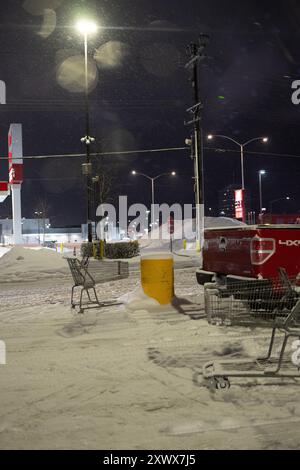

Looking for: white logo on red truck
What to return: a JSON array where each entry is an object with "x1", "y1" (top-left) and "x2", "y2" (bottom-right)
[
  {"x1": 251, "y1": 238, "x2": 276, "y2": 265},
  {"x1": 279, "y1": 240, "x2": 300, "y2": 247}
]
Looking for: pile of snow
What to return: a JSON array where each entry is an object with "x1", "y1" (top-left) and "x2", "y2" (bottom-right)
[
  {"x1": 0, "y1": 247, "x2": 11, "y2": 258},
  {"x1": 140, "y1": 217, "x2": 245, "y2": 251},
  {"x1": 0, "y1": 246, "x2": 69, "y2": 283},
  {"x1": 205, "y1": 216, "x2": 245, "y2": 228},
  {"x1": 119, "y1": 253, "x2": 184, "y2": 311},
  {"x1": 119, "y1": 287, "x2": 161, "y2": 311}
]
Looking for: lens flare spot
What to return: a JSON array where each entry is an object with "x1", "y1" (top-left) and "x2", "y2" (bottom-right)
[
  {"x1": 94, "y1": 41, "x2": 130, "y2": 69},
  {"x1": 23, "y1": 0, "x2": 63, "y2": 16},
  {"x1": 37, "y1": 9, "x2": 57, "y2": 38},
  {"x1": 56, "y1": 55, "x2": 98, "y2": 93}
]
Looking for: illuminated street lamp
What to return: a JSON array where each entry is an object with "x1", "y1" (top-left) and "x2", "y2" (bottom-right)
[
  {"x1": 76, "y1": 18, "x2": 98, "y2": 242},
  {"x1": 131, "y1": 171, "x2": 176, "y2": 207},
  {"x1": 259, "y1": 170, "x2": 266, "y2": 213},
  {"x1": 34, "y1": 211, "x2": 43, "y2": 244},
  {"x1": 207, "y1": 134, "x2": 268, "y2": 190},
  {"x1": 270, "y1": 197, "x2": 291, "y2": 214},
  {"x1": 76, "y1": 19, "x2": 98, "y2": 35}
]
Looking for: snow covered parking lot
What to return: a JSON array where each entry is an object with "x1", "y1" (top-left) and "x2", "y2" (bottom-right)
[{"x1": 1, "y1": 249, "x2": 300, "y2": 450}]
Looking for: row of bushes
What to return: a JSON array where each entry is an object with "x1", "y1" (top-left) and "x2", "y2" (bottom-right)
[{"x1": 81, "y1": 240, "x2": 140, "y2": 260}]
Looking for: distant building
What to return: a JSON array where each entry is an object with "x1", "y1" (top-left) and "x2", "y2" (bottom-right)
[
  {"x1": 0, "y1": 218, "x2": 83, "y2": 245},
  {"x1": 0, "y1": 218, "x2": 127, "y2": 245},
  {"x1": 218, "y1": 185, "x2": 250, "y2": 219}
]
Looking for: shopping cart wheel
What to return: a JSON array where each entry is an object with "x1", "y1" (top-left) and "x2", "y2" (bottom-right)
[
  {"x1": 215, "y1": 377, "x2": 231, "y2": 390},
  {"x1": 205, "y1": 377, "x2": 219, "y2": 391},
  {"x1": 205, "y1": 377, "x2": 229, "y2": 391}
]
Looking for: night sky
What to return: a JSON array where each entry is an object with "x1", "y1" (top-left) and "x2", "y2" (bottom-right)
[{"x1": 0, "y1": 0, "x2": 300, "y2": 226}]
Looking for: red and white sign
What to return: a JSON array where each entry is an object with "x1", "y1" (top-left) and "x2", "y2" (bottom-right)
[
  {"x1": 0, "y1": 181, "x2": 10, "y2": 203},
  {"x1": 0, "y1": 182, "x2": 8, "y2": 192},
  {"x1": 235, "y1": 189, "x2": 245, "y2": 221},
  {"x1": 9, "y1": 165, "x2": 23, "y2": 184},
  {"x1": 8, "y1": 124, "x2": 23, "y2": 184}
]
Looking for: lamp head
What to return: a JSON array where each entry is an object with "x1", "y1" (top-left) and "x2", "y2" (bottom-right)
[{"x1": 76, "y1": 19, "x2": 98, "y2": 35}]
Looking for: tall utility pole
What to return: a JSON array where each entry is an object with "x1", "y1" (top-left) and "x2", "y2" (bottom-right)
[
  {"x1": 85, "y1": 32, "x2": 92, "y2": 243},
  {"x1": 185, "y1": 35, "x2": 209, "y2": 253},
  {"x1": 81, "y1": 32, "x2": 95, "y2": 243},
  {"x1": 76, "y1": 19, "x2": 98, "y2": 243}
]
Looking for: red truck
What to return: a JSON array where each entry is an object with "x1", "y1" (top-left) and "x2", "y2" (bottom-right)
[{"x1": 197, "y1": 225, "x2": 300, "y2": 285}]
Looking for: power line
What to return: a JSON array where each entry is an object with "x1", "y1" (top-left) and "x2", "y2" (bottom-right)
[
  {"x1": 0, "y1": 99, "x2": 184, "y2": 109},
  {"x1": 0, "y1": 145, "x2": 300, "y2": 161},
  {"x1": 206, "y1": 147, "x2": 300, "y2": 159},
  {"x1": 0, "y1": 147, "x2": 188, "y2": 160}
]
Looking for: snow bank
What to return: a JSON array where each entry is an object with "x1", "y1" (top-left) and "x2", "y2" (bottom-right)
[
  {"x1": 118, "y1": 287, "x2": 161, "y2": 311},
  {"x1": 0, "y1": 247, "x2": 10, "y2": 258},
  {"x1": 0, "y1": 246, "x2": 69, "y2": 283},
  {"x1": 140, "y1": 217, "x2": 245, "y2": 251},
  {"x1": 205, "y1": 216, "x2": 245, "y2": 228}
]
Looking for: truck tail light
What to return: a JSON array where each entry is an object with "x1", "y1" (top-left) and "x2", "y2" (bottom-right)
[{"x1": 251, "y1": 237, "x2": 276, "y2": 265}]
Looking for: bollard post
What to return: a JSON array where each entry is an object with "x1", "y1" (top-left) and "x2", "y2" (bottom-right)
[
  {"x1": 141, "y1": 253, "x2": 174, "y2": 305},
  {"x1": 100, "y1": 240, "x2": 105, "y2": 259}
]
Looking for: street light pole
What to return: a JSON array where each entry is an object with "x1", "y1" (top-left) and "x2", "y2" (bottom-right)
[
  {"x1": 207, "y1": 134, "x2": 268, "y2": 222},
  {"x1": 270, "y1": 197, "x2": 290, "y2": 214},
  {"x1": 84, "y1": 32, "x2": 93, "y2": 243},
  {"x1": 240, "y1": 144, "x2": 245, "y2": 190},
  {"x1": 131, "y1": 171, "x2": 176, "y2": 226},
  {"x1": 207, "y1": 135, "x2": 268, "y2": 190},
  {"x1": 259, "y1": 170, "x2": 266, "y2": 213},
  {"x1": 151, "y1": 178, "x2": 155, "y2": 207},
  {"x1": 132, "y1": 171, "x2": 176, "y2": 207},
  {"x1": 34, "y1": 211, "x2": 42, "y2": 245},
  {"x1": 76, "y1": 19, "x2": 97, "y2": 243}
]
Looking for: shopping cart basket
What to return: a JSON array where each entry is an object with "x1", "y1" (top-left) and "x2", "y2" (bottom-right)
[{"x1": 203, "y1": 271, "x2": 300, "y2": 389}]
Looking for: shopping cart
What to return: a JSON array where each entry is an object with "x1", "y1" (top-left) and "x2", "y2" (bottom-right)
[{"x1": 203, "y1": 271, "x2": 300, "y2": 389}]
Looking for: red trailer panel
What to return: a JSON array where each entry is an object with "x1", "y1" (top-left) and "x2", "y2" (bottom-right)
[{"x1": 198, "y1": 225, "x2": 300, "y2": 284}]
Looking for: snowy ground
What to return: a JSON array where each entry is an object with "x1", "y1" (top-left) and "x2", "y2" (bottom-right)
[{"x1": 1, "y1": 252, "x2": 300, "y2": 449}]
